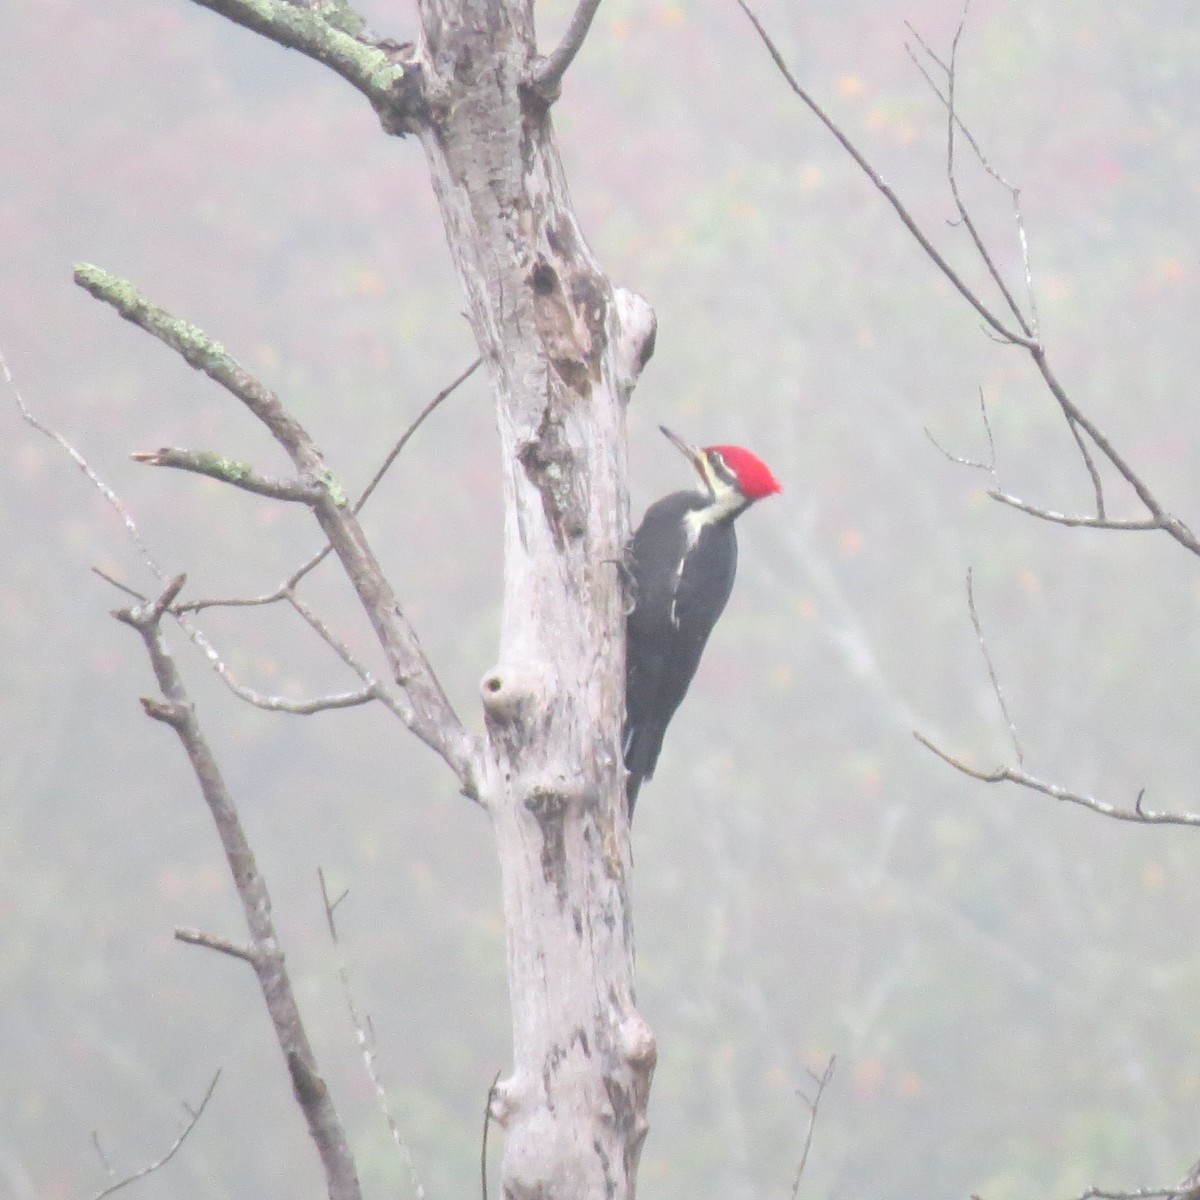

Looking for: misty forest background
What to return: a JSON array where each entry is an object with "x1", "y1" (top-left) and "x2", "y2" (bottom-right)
[{"x1": 6, "y1": 0, "x2": 1200, "y2": 1197}]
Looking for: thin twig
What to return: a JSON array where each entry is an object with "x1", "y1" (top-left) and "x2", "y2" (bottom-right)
[
  {"x1": 90, "y1": 1131, "x2": 116, "y2": 1180},
  {"x1": 924, "y1": 389, "x2": 997, "y2": 475},
  {"x1": 1074, "y1": 1188, "x2": 1200, "y2": 1200},
  {"x1": 942, "y1": 8, "x2": 1033, "y2": 338},
  {"x1": 9, "y1": 350, "x2": 383, "y2": 717},
  {"x1": 739, "y1": 5, "x2": 1200, "y2": 552},
  {"x1": 790, "y1": 1056, "x2": 835, "y2": 1200},
  {"x1": 1063, "y1": 414, "x2": 1108, "y2": 520},
  {"x1": 731, "y1": 0, "x2": 1034, "y2": 350},
  {"x1": 904, "y1": 3, "x2": 1033, "y2": 338},
  {"x1": 905, "y1": 11, "x2": 1042, "y2": 338},
  {"x1": 88, "y1": 1071, "x2": 221, "y2": 1200},
  {"x1": 910, "y1": 3, "x2": 1116, "y2": 515},
  {"x1": 913, "y1": 731, "x2": 1200, "y2": 827},
  {"x1": 319, "y1": 872, "x2": 427, "y2": 1200},
  {"x1": 965, "y1": 568, "x2": 1022, "y2": 766},
  {"x1": 5, "y1": 348, "x2": 164, "y2": 573},
  {"x1": 352, "y1": 357, "x2": 481, "y2": 519},
  {"x1": 989, "y1": 492, "x2": 1164, "y2": 530},
  {"x1": 317, "y1": 866, "x2": 350, "y2": 942},
  {"x1": 92, "y1": 567, "x2": 148, "y2": 602},
  {"x1": 176, "y1": 357, "x2": 479, "y2": 613}
]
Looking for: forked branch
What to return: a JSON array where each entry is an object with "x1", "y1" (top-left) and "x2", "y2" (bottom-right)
[
  {"x1": 115, "y1": 577, "x2": 362, "y2": 1200},
  {"x1": 88, "y1": 1071, "x2": 221, "y2": 1200},
  {"x1": 75, "y1": 265, "x2": 483, "y2": 794},
  {"x1": 789, "y1": 1055, "x2": 836, "y2": 1199},
  {"x1": 175, "y1": 356, "x2": 480, "y2": 614},
  {"x1": 913, "y1": 732, "x2": 1200, "y2": 829},
  {"x1": 733, "y1": 0, "x2": 1200, "y2": 558},
  {"x1": 913, "y1": 569, "x2": 1200, "y2": 828},
  {"x1": 731, "y1": 0, "x2": 1032, "y2": 349}
]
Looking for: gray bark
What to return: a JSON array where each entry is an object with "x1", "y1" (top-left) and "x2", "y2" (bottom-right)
[
  {"x1": 413, "y1": 4, "x2": 657, "y2": 1194},
  {"x1": 179, "y1": 1, "x2": 659, "y2": 1195}
]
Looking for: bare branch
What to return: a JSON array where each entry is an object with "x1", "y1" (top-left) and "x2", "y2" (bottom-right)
[
  {"x1": 92, "y1": 567, "x2": 148, "y2": 602},
  {"x1": 5, "y1": 348, "x2": 163, "y2": 570},
  {"x1": 1082, "y1": 1157, "x2": 1200, "y2": 1200},
  {"x1": 528, "y1": 0, "x2": 604, "y2": 100},
  {"x1": 1065, "y1": 412, "x2": 1109, "y2": 519},
  {"x1": 156, "y1": 0, "x2": 419, "y2": 132},
  {"x1": 14, "y1": 337, "x2": 474, "y2": 751},
  {"x1": 904, "y1": 11, "x2": 1042, "y2": 336},
  {"x1": 739, "y1": 8, "x2": 1200, "y2": 553},
  {"x1": 175, "y1": 357, "x2": 480, "y2": 615},
  {"x1": 12, "y1": 347, "x2": 380, "y2": 717},
  {"x1": 176, "y1": 607, "x2": 383, "y2": 714},
  {"x1": 904, "y1": 3, "x2": 1034, "y2": 338},
  {"x1": 88, "y1": 1071, "x2": 221, "y2": 1200},
  {"x1": 989, "y1": 491, "x2": 1164, "y2": 531},
  {"x1": 108, "y1": 580, "x2": 382, "y2": 715},
  {"x1": 731, "y1": 0, "x2": 1035, "y2": 349},
  {"x1": 352, "y1": 356, "x2": 482, "y2": 518},
  {"x1": 789, "y1": 1056, "x2": 835, "y2": 1200},
  {"x1": 906, "y1": 9, "x2": 1124, "y2": 520},
  {"x1": 187, "y1": 635, "x2": 379, "y2": 713},
  {"x1": 1073, "y1": 1188, "x2": 1200, "y2": 1200},
  {"x1": 1028, "y1": 349, "x2": 1200, "y2": 551},
  {"x1": 117, "y1": 579, "x2": 362, "y2": 1199},
  {"x1": 317, "y1": 867, "x2": 350, "y2": 941},
  {"x1": 75, "y1": 264, "x2": 334, "y2": 469},
  {"x1": 174, "y1": 926, "x2": 258, "y2": 963},
  {"x1": 131, "y1": 447, "x2": 322, "y2": 503},
  {"x1": 907, "y1": 5, "x2": 1119, "y2": 514},
  {"x1": 964, "y1": 568, "x2": 1022, "y2": 765},
  {"x1": 287, "y1": 590, "x2": 387, "y2": 687},
  {"x1": 90, "y1": 1131, "x2": 115, "y2": 1182},
  {"x1": 318, "y1": 870, "x2": 427, "y2": 1199},
  {"x1": 942, "y1": 21, "x2": 1032, "y2": 339},
  {"x1": 924, "y1": 388, "x2": 997, "y2": 474},
  {"x1": 74, "y1": 267, "x2": 483, "y2": 792},
  {"x1": 913, "y1": 732, "x2": 1200, "y2": 828}
]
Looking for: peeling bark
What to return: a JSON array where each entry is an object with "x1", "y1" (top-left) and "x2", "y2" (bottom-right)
[
  {"x1": 172, "y1": 0, "x2": 658, "y2": 1193},
  {"x1": 411, "y1": 4, "x2": 656, "y2": 1194}
]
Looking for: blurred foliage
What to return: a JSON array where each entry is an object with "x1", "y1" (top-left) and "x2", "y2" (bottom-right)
[{"x1": 5, "y1": 0, "x2": 1200, "y2": 1198}]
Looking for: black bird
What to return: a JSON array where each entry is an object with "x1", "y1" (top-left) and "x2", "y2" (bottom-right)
[{"x1": 624, "y1": 426, "x2": 782, "y2": 811}]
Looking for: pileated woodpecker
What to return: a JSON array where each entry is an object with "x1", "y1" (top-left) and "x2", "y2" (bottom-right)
[{"x1": 624, "y1": 426, "x2": 782, "y2": 811}]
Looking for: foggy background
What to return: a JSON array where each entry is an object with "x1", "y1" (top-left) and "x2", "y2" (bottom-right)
[{"x1": 5, "y1": 1, "x2": 1200, "y2": 1197}]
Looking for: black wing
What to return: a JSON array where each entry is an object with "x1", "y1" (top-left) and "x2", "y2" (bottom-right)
[{"x1": 624, "y1": 496, "x2": 737, "y2": 810}]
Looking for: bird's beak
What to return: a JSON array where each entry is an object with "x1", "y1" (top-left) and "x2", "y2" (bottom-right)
[{"x1": 659, "y1": 425, "x2": 705, "y2": 480}]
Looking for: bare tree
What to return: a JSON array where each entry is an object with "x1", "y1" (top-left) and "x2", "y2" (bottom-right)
[
  {"x1": 734, "y1": 0, "x2": 1200, "y2": 827},
  {"x1": 733, "y1": 2, "x2": 1200, "y2": 1198},
  {"x1": 44, "y1": 0, "x2": 657, "y2": 1197}
]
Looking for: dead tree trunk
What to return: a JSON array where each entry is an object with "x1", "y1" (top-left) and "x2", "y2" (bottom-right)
[
  {"x1": 414, "y1": 5, "x2": 657, "y2": 1194},
  {"x1": 178, "y1": 1, "x2": 658, "y2": 1195}
]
